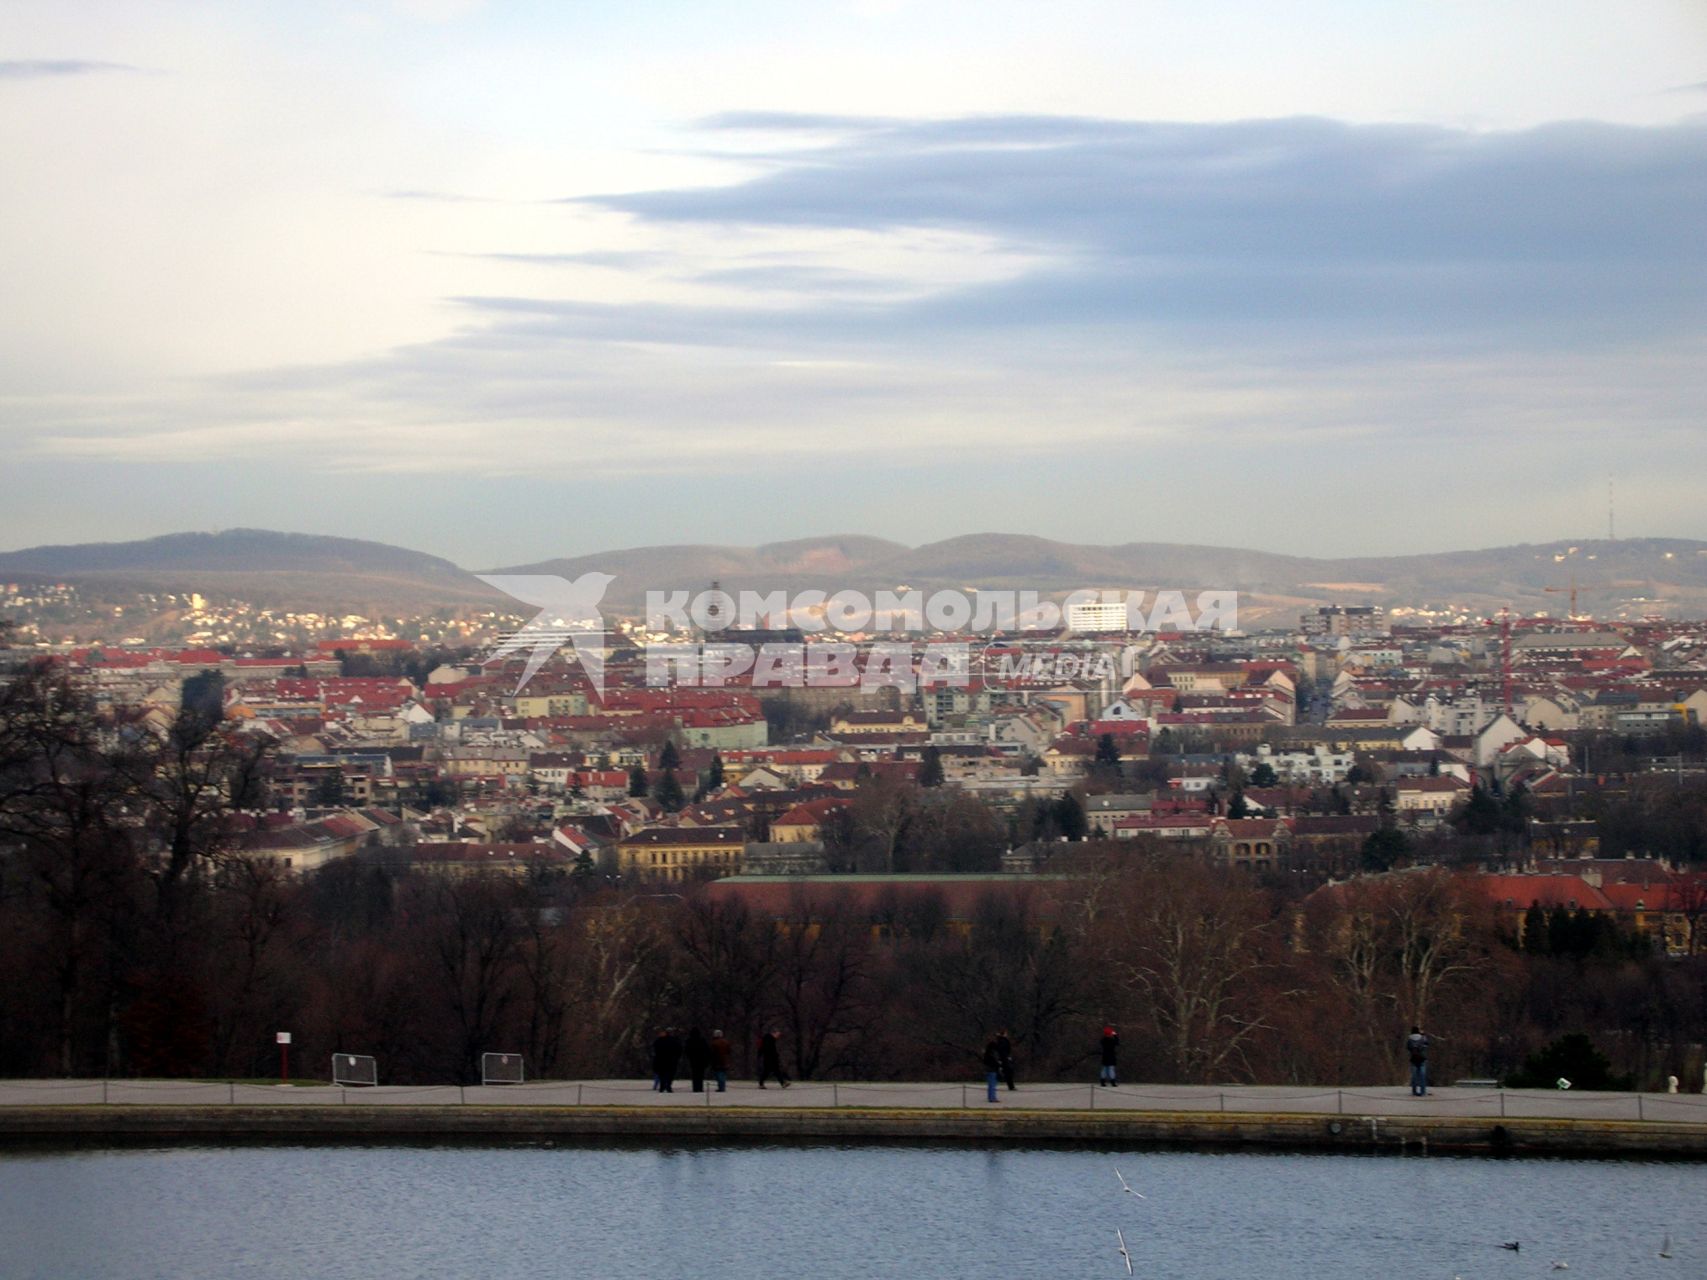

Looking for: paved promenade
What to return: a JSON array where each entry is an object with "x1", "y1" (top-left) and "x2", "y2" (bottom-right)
[{"x1": 2, "y1": 1077, "x2": 1704, "y2": 1124}]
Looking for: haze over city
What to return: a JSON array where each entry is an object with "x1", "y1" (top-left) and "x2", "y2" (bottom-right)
[{"x1": 4, "y1": 1, "x2": 1706, "y2": 564}]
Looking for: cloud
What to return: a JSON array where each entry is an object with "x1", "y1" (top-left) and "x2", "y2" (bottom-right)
[
  {"x1": 0, "y1": 60, "x2": 142, "y2": 80},
  {"x1": 565, "y1": 115, "x2": 1707, "y2": 346},
  {"x1": 10, "y1": 112, "x2": 1706, "y2": 508},
  {"x1": 383, "y1": 189, "x2": 508, "y2": 203}
]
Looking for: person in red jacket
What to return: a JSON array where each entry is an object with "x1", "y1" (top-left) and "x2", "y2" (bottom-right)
[
  {"x1": 1099, "y1": 1025, "x2": 1120, "y2": 1087},
  {"x1": 708, "y1": 1029, "x2": 732, "y2": 1093}
]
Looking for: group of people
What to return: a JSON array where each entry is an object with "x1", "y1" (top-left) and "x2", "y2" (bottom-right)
[
  {"x1": 980, "y1": 1025, "x2": 1119, "y2": 1101},
  {"x1": 647, "y1": 1020, "x2": 1432, "y2": 1098},
  {"x1": 649, "y1": 1027, "x2": 790, "y2": 1092}
]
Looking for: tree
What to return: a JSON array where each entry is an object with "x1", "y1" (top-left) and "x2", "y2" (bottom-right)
[
  {"x1": 658, "y1": 740, "x2": 682, "y2": 773},
  {"x1": 773, "y1": 895, "x2": 874, "y2": 1080},
  {"x1": 1360, "y1": 827, "x2": 1410, "y2": 873},
  {"x1": 1505, "y1": 1032, "x2": 1632, "y2": 1091},
  {"x1": 1302, "y1": 868, "x2": 1499, "y2": 1081},
  {"x1": 918, "y1": 746, "x2": 944, "y2": 789},
  {"x1": 702, "y1": 753, "x2": 725, "y2": 796},
  {"x1": 1053, "y1": 793, "x2": 1088, "y2": 841},
  {"x1": 1094, "y1": 733, "x2": 1122, "y2": 774},
  {"x1": 1249, "y1": 761, "x2": 1279, "y2": 789},
  {"x1": 652, "y1": 771, "x2": 685, "y2": 813},
  {"x1": 411, "y1": 875, "x2": 523, "y2": 1084},
  {"x1": 313, "y1": 771, "x2": 347, "y2": 808},
  {"x1": 1094, "y1": 857, "x2": 1289, "y2": 1082},
  {"x1": 628, "y1": 765, "x2": 649, "y2": 797},
  {"x1": 1227, "y1": 790, "x2": 1249, "y2": 820}
]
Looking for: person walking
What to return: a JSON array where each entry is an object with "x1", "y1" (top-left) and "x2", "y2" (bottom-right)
[
  {"x1": 650, "y1": 1028, "x2": 668, "y2": 1092},
  {"x1": 1406, "y1": 1025, "x2": 1431, "y2": 1097},
  {"x1": 684, "y1": 1027, "x2": 711, "y2": 1093},
  {"x1": 757, "y1": 1029, "x2": 790, "y2": 1089},
  {"x1": 654, "y1": 1027, "x2": 682, "y2": 1093},
  {"x1": 1099, "y1": 1024, "x2": 1120, "y2": 1088},
  {"x1": 709, "y1": 1029, "x2": 732, "y2": 1093},
  {"x1": 995, "y1": 1029, "x2": 1016, "y2": 1092},
  {"x1": 982, "y1": 1036, "x2": 1003, "y2": 1103}
]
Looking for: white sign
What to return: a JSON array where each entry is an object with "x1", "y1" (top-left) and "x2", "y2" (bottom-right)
[{"x1": 276, "y1": 1032, "x2": 292, "y2": 1045}]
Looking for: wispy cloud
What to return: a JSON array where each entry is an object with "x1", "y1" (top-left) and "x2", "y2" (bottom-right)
[{"x1": 0, "y1": 59, "x2": 142, "y2": 80}]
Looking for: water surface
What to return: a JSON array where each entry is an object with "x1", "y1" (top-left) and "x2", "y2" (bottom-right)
[{"x1": 0, "y1": 1143, "x2": 1695, "y2": 1279}]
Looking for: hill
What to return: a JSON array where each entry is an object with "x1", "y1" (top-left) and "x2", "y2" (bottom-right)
[
  {"x1": 8, "y1": 529, "x2": 1707, "y2": 626},
  {"x1": 0, "y1": 529, "x2": 499, "y2": 612}
]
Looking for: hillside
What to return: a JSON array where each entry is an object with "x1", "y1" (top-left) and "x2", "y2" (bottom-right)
[
  {"x1": 0, "y1": 529, "x2": 500, "y2": 612},
  {"x1": 8, "y1": 529, "x2": 1707, "y2": 625}
]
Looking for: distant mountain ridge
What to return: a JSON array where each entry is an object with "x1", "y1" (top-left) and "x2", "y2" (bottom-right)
[
  {"x1": 6, "y1": 528, "x2": 1707, "y2": 621},
  {"x1": 0, "y1": 529, "x2": 499, "y2": 611}
]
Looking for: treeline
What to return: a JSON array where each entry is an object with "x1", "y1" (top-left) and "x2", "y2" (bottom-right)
[{"x1": 2, "y1": 845, "x2": 1702, "y2": 1089}]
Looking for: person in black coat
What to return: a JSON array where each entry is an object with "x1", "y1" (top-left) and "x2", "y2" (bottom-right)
[
  {"x1": 1099, "y1": 1024, "x2": 1120, "y2": 1087},
  {"x1": 995, "y1": 1029, "x2": 1015, "y2": 1092},
  {"x1": 684, "y1": 1027, "x2": 712, "y2": 1093},
  {"x1": 757, "y1": 1029, "x2": 790, "y2": 1088},
  {"x1": 653, "y1": 1028, "x2": 682, "y2": 1092}
]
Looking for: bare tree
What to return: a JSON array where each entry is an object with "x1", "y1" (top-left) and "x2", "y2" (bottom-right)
[{"x1": 1096, "y1": 857, "x2": 1290, "y2": 1083}]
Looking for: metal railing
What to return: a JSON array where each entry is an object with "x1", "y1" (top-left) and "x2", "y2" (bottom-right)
[{"x1": 0, "y1": 1078, "x2": 1704, "y2": 1121}]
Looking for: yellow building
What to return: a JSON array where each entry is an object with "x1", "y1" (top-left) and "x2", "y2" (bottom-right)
[{"x1": 617, "y1": 826, "x2": 746, "y2": 882}]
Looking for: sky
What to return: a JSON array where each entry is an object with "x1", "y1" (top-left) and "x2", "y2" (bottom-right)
[{"x1": 2, "y1": 0, "x2": 1705, "y2": 568}]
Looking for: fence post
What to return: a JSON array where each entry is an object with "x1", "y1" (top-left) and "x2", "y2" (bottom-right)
[
  {"x1": 1091, "y1": 1084, "x2": 1097, "y2": 1111},
  {"x1": 833, "y1": 1084, "x2": 839, "y2": 1108},
  {"x1": 459, "y1": 1085, "x2": 466, "y2": 1105},
  {"x1": 1637, "y1": 1094, "x2": 1644, "y2": 1121},
  {"x1": 577, "y1": 1083, "x2": 583, "y2": 1107},
  {"x1": 102, "y1": 1079, "x2": 108, "y2": 1105},
  {"x1": 961, "y1": 1084, "x2": 968, "y2": 1108},
  {"x1": 229, "y1": 1082, "x2": 235, "y2": 1105},
  {"x1": 1219, "y1": 1092, "x2": 1225, "y2": 1113},
  {"x1": 1336, "y1": 1089, "x2": 1343, "y2": 1114},
  {"x1": 1499, "y1": 1091, "x2": 1505, "y2": 1117}
]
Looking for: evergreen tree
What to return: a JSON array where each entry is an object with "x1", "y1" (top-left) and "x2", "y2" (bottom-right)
[
  {"x1": 628, "y1": 764, "x2": 649, "y2": 797},
  {"x1": 1249, "y1": 761, "x2": 1278, "y2": 788},
  {"x1": 658, "y1": 739, "x2": 682, "y2": 772},
  {"x1": 1227, "y1": 790, "x2": 1249, "y2": 820},
  {"x1": 919, "y1": 745, "x2": 945, "y2": 788},
  {"x1": 1053, "y1": 793, "x2": 1088, "y2": 841},
  {"x1": 653, "y1": 770, "x2": 686, "y2": 813},
  {"x1": 1522, "y1": 900, "x2": 1550, "y2": 954},
  {"x1": 1360, "y1": 827, "x2": 1409, "y2": 873},
  {"x1": 1095, "y1": 733, "x2": 1122, "y2": 769}
]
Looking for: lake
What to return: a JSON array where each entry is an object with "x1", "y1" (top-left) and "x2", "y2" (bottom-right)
[{"x1": 0, "y1": 1142, "x2": 1695, "y2": 1279}]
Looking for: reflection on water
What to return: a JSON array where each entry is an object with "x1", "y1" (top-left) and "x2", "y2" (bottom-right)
[{"x1": 0, "y1": 1142, "x2": 1697, "y2": 1279}]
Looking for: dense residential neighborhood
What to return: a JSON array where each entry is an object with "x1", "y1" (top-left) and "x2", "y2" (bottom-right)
[{"x1": 4, "y1": 594, "x2": 1707, "y2": 1090}]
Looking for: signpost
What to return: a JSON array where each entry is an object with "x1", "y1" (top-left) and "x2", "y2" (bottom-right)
[{"x1": 276, "y1": 1031, "x2": 292, "y2": 1085}]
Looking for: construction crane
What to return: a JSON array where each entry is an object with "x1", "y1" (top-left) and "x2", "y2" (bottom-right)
[
  {"x1": 1549, "y1": 570, "x2": 1584, "y2": 628},
  {"x1": 1499, "y1": 606, "x2": 1514, "y2": 717},
  {"x1": 1544, "y1": 581, "x2": 1579, "y2": 619}
]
